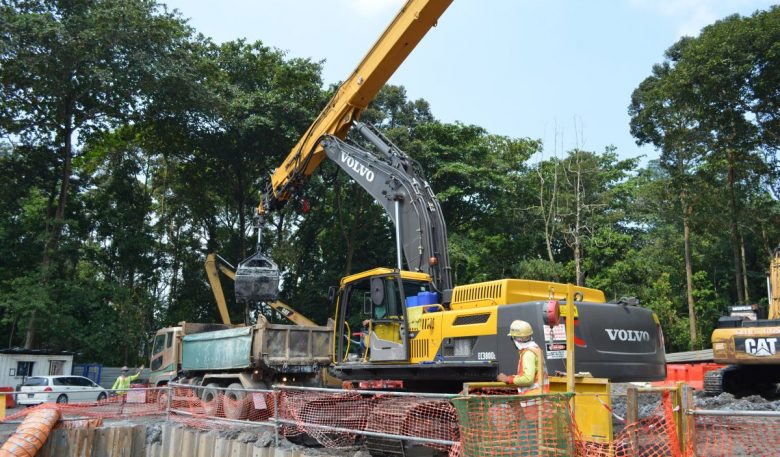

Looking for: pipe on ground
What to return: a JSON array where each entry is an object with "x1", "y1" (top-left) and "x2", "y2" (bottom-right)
[{"x1": 0, "y1": 407, "x2": 60, "y2": 457}]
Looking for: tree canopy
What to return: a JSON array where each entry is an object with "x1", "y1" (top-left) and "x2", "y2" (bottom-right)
[{"x1": 0, "y1": 1, "x2": 778, "y2": 363}]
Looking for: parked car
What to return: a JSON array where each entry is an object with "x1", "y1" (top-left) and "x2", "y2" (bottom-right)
[{"x1": 17, "y1": 375, "x2": 107, "y2": 406}]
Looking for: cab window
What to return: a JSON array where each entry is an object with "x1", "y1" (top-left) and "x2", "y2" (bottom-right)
[
  {"x1": 375, "y1": 276, "x2": 402, "y2": 320},
  {"x1": 166, "y1": 331, "x2": 173, "y2": 348},
  {"x1": 152, "y1": 334, "x2": 166, "y2": 355}
]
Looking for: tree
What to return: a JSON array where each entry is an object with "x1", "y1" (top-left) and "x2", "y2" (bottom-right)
[
  {"x1": 629, "y1": 6, "x2": 780, "y2": 313},
  {"x1": 0, "y1": 0, "x2": 194, "y2": 347}
]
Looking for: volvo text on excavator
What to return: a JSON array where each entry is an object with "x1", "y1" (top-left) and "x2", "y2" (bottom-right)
[{"x1": 234, "y1": 0, "x2": 666, "y2": 392}]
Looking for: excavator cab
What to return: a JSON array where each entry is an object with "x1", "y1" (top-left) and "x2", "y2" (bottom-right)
[{"x1": 234, "y1": 251, "x2": 280, "y2": 303}]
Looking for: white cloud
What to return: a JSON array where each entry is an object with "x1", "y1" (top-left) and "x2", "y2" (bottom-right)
[
  {"x1": 338, "y1": 0, "x2": 405, "y2": 17},
  {"x1": 630, "y1": 0, "x2": 749, "y2": 37}
]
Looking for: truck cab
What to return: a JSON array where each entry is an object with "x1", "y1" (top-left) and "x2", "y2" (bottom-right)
[{"x1": 149, "y1": 326, "x2": 181, "y2": 387}]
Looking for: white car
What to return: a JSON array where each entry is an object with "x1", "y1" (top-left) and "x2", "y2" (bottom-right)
[{"x1": 18, "y1": 375, "x2": 107, "y2": 406}]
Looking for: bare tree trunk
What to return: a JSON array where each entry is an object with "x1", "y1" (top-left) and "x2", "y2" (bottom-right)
[
  {"x1": 574, "y1": 156, "x2": 584, "y2": 286},
  {"x1": 682, "y1": 199, "x2": 697, "y2": 346},
  {"x1": 27, "y1": 115, "x2": 74, "y2": 348},
  {"x1": 727, "y1": 152, "x2": 745, "y2": 304},
  {"x1": 741, "y1": 237, "x2": 750, "y2": 303},
  {"x1": 537, "y1": 162, "x2": 558, "y2": 263}
]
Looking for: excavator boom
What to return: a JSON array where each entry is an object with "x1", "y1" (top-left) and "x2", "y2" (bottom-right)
[
  {"x1": 237, "y1": 0, "x2": 453, "y2": 304},
  {"x1": 770, "y1": 245, "x2": 780, "y2": 320},
  {"x1": 260, "y1": 0, "x2": 453, "y2": 214},
  {"x1": 204, "y1": 253, "x2": 233, "y2": 325}
]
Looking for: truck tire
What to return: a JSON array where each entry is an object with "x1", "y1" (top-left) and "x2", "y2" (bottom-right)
[
  {"x1": 201, "y1": 383, "x2": 222, "y2": 417},
  {"x1": 223, "y1": 383, "x2": 249, "y2": 420}
]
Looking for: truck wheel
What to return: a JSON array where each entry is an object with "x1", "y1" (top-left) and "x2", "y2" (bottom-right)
[
  {"x1": 223, "y1": 383, "x2": 249, "y2": 420},
  {"x1": 201, "y1": 383, "x2": 223, "y2": 417}
]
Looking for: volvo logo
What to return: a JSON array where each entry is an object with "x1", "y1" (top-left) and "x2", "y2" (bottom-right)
[
  {"x1": 340, "y1": 152, "x2": 375, "y2": 182},
  {"x1": 605, "y1": 329, "x2": 650, "y2": 342}
]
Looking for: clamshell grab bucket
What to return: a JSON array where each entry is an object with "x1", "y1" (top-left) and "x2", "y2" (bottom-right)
[{"x1": 234, "y1": 251, "x2": 280, "y2": 303}]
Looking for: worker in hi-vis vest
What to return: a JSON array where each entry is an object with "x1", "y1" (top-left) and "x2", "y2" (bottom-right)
[
  {"x1": 495, "y1": 320, "x2": 549, "y2": 454},
  {"x1": 112, "y1": 365, "x2": 144, "y2": 397},
  {"x1": 497, "y1": 320, "x2": 549, "y2": 395}
]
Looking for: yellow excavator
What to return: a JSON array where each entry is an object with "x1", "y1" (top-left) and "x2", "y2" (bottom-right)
[
  {"x1": 205, "y1": 253, "x2": 316, "y2": 327},
  {"x1": 232, "y1": 0, "x2": 665, "y2": 393},
  {"x1": 706, "y1": 245, "x2": 780, "y2": 396}
]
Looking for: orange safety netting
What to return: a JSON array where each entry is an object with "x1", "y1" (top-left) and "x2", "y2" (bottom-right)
[
  {"x1": 167, "y1": 385, "x2": 459, "y2": 451},
  {"x1": 690, "y1": 413, "x2": 780, "y2": 457},
  {"x1": 1, "y1": 390, "x2": 166, "y2": 423},
  {"x1": 576, "y1": 390, "x2": 681, "y2": 457},
  {"x1": 9, "y1": 384, "x2": 779, "y2": 457},
  {"x1": 451, "y1": 392, "x2": 575, "y2": 457},
  {"x1": 167, "y1": 384, "x2": 276, "y2": 425}
]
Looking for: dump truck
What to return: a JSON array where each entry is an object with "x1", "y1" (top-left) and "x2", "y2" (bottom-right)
[{"x1": 147, "y1": 319, "x2": 332, "y2": 418}]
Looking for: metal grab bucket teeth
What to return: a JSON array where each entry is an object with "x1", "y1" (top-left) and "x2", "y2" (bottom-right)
[{"x1": 234, "y1": 251, "x2": 280, "y2": 303}]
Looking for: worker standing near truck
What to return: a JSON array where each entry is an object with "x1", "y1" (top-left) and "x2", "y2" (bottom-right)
[
  {"x1": 112, "y1": 365, "x2": 144, "y2": 396},
  {"x1": 496, "y1": 320, "x2": 549, "y2": 454}
]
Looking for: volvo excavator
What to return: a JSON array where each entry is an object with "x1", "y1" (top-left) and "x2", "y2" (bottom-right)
[
  {"x1": 232, "y1": 0, "x2": 666, "y2": 392},
  {"x1": 705, "y1": 245, "x2": 780, "y2": 396}
]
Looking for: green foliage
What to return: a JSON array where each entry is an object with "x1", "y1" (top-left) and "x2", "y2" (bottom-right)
[{"x1": 0, "y1": 2, "x2": 778, "y2": 364}]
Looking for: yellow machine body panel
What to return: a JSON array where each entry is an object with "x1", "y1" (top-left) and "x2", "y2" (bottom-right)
[
  {"x1": 408, "y1": 306, "x2": 499, "y2": 363},
  {"x1": 709, "y1": 247, "x2": 780, "y2": 365},
  {"x1": 450, "y1": 279, "x2": 605, "y2": 310},
  {"x1": 711, "y1": 326, "x2": 780, "y2": 365}
]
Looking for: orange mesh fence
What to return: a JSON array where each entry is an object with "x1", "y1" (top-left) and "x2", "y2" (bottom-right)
[
  {"x1": 276, "y1": 386, "x2": 459, "y2": 450},
  {"x1": 689, "y1": 411, "x2": 780, "y2": 457},
  {"x1": 1, "y1": 388, "x2": 167, "y2": 423},
  {"x1": 9, "y1": 382, "x2": 780, "y2": 457},
  {"x1": 451, "y1": 392, "x2": 575, "y2": 457},
  {"x1": 166, "y1": 384, "x2": 459, "y2": 451},
  {"x1": 166, "y1": 383, "x2": 276, "y2": 427},
  {"x1": 576, "y1": 390, "x2": 681, "y2": 457}
]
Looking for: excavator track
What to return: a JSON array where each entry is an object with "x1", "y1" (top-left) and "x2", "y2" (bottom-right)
[{"x1": 703, "y1": 368, "x2": 724, "y2": 396}]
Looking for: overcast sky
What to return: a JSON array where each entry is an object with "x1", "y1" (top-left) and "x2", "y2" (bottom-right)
[{"x1": 161, "y1": 0, "x2": 776, "y2": 163}]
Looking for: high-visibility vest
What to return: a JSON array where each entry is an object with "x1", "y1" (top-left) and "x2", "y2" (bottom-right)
[{"x1": 515, "y1": 344, "x2": 550, "y2": 396}]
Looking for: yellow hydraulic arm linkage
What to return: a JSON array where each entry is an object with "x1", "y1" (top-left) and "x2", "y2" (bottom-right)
[
  {"x1": 259, "y1": 0, "x2": 453, "y2": 215},
  {"x1": 205, "y1": 253, "x2": 235, "y2": 325}
]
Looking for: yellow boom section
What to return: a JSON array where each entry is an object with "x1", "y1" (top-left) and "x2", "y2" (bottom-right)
[
  {"x1": 770, "y1": 246, "x2": 780, "y2": 319},
  {"x1": 260, "y1": 0, "x2": 453, "y2": 214}
]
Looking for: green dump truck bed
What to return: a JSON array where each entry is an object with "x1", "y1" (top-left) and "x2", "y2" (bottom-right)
[{"x1": 181, "y1": 317, "x2": 332, "y2": 374}]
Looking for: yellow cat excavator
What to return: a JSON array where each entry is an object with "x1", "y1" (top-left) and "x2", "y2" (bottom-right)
[
  {"x1": 233, "y1": 0, "x2": 665, "y2": 392},
  {"x1": 706, "y1": 245, "x2": 780, "y2": 396}
]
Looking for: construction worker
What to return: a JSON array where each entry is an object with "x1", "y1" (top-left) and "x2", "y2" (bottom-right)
[
  {"x1": 112, "y1": 364, "x2": 144, "y2": 396},
  {"x1": 497, "y1": 320, "x2": 549, "y2": 394},
  {"x1": 495, "y1": 320, "x2": 548, "y2": 455}
]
